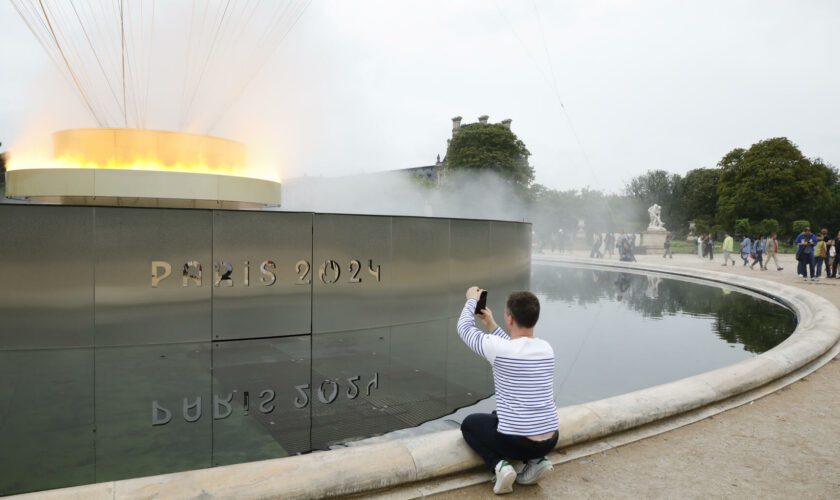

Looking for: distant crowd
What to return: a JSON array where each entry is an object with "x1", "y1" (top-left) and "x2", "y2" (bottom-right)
[
  {"x1": 540, "y1": 225, "x2": 840, "y2": 283},
  {"x1": 687, "y1": 227, "x2": 836, "y2": 282}
]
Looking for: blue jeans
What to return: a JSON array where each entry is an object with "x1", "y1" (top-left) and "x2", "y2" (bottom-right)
[
  {"x1": 798, "y1": 253, "x2": 815, "y2": 278},
  {"x1": 816, "y1": 257, "x2": 824, "y2": 277}
]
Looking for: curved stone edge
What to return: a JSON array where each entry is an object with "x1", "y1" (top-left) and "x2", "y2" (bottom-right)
[{"x1": 14, "y1": 256, "x2": 840, "y2": 500}]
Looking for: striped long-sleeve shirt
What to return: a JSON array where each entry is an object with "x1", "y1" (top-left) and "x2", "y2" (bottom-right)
[{"x1": 457, "y1": 298, "x2": 559, "y2": 436}]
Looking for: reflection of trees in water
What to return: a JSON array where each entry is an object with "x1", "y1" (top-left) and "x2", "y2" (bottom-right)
[{"x1": 532, "y1": 266, "x2": 795, "y2": 354}]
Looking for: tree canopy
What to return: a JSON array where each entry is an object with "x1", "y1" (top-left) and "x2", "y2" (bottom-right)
[
  {"x1": 716, "y1": 137, "x2": 833, "y2": 228},
  {"x1": 624, "y1": 137, "x2": 839, "y2": 238},
  {"x1": 445, "y1": 123, "x2": 534, "y2": 188}
]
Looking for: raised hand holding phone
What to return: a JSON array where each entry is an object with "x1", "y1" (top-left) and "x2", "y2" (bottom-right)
[{"x1": 474, "y1": 289, "x2": 488, "y2": 315}]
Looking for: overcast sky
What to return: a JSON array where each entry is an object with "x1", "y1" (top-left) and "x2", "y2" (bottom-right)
[{"x1": 1, "y1": 0, "x2": 838, "y2": 193}]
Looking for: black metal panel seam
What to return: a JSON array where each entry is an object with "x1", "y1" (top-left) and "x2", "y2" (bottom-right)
[
  {"x1": 210, "y1": 210, "x2": 215, "y2": 466},
  {"x1": 92, "y1": 206, "x2": 98, "y2": 483},
  {"x1": 309, "y1": 213, "x2": 314, "y2": 452}
]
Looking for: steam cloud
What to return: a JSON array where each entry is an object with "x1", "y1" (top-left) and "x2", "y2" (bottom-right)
[{"x1": 278, "y1": 170, "x2": 530, "y2": 222}]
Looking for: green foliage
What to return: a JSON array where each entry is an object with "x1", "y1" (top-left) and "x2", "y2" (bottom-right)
[
  {"x1": 760, "y1": 218, "x2": 780, "y2": 236},
  {"x1": 445, "y1": 123, "x2": 534, "y2": 188},
  {"x1": 716, "y1": 138, "x2": 833, "y2": 230},
  {"x1": 675, "y1": 168, "x2": 720, "y2": 226},
  {"x1": 624, "y1": 138, "x2": 839, "y2": 238},
  {"x1": 692, "y1": 216, "x2": 712, "y2": 236},
  {"x1": 792, "y1": 220, "x2": 811, "y2": 235},
  {"x1": 624, "y1": 170, "x2": 680, "y2": 229},
  {"x1": 734, "y1": 218, "x2": 751, "y2": 236}
]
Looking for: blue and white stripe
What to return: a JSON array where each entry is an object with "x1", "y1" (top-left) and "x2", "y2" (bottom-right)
[{"x1": 457, "y1": 299, "x2": 559, "y2": 436}]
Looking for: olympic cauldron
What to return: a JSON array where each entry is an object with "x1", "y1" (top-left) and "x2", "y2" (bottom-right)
[{"x1": 0, "y1": 130, "x2": 531, "y2": 495}]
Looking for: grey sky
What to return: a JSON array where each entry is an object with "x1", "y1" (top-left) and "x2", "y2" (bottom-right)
[{"x1": 1, "y1": 0, "x2": 838, "y2": 193}]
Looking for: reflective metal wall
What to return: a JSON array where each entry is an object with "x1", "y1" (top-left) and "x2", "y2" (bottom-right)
[{"x1": 0, "y1": 205, "x2": 530, "y2": 495}]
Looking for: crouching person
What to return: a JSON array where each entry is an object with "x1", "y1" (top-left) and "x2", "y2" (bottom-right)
[{"x1": 457, "y1": 287, "x2": 559, "y2": 495}]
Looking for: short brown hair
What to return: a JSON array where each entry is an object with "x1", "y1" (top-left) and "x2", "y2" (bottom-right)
[{"x1": 506, "y1": 291, "x2": 540, "y2": 328}]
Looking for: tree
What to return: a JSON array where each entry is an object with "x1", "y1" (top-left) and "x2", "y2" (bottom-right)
[
  {"x1": 625, "y1": 170, "x2": 681, "y2": 231},
  {"x1": 445, "y1": 123, "x2": 534, "y2": 188},
  {"x1": 734, "y1": 218, "x2": 751, "y2": 237},
  {"x1": 759, "y1": 218, "x2": 780, "y2": 236},
  {"x1": 716, "y1": 138, "x2": 834, "y2": 232},
  {"x1": 677, "y1": 168, "x2": 720, "y2": 227},
  {"x1": 792, "y1": 220, "x2": 810, "y2": 235}
]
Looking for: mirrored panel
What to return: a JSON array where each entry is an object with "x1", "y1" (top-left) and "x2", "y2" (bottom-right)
[
  {"x1": 0, "y1": 205, "x2": 94, "y2": 349},
  {"x1": 0, "y1": 348, "x2": 94, "y2": 496},
  {"x1": 445, "y1": 316, "x2": 494, "y2": 411},
  {"x1": 212, "y1": 211, "x2": 312, "y2": 340},
  {"x1": 311, "y1": 327, "x2": 398, "y2": 449},
  {"x1": 449, "y1": 219, "x2": 492, "y2": 311},
  {"x1": 312, "y1": 215, "x2": 392, "y2": 334},
  {"x1": 211, "y1": 336, "x2": 311, "y2": 465},
  {"x1": 382, "y1": 319, "x2": 448, "y2": 427},
  {"x1": 488, "y1": 221, "x2": 532, "y2": 313},
  {"x1": 94, "y1": 207, "x2": 212, "y2": 346},
  {"x1": 94, "y1": 342, "x2": 211, "y2": 481},
  {"x1": 389, "y1": 217, "x2": 451, "y2": 324}
]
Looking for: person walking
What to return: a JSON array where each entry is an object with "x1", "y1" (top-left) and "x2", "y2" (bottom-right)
[
  {"x1": 829, "y1": 230, "x2": 840, "y2": 278},
  {"x1": 590, "y1": 233, "x2": 603, "y2": 259},
  {"x1": 605, "y1": 233, "x2": 615, "y2": 258},
  {"x1": 740, "y1": 235, "x2": 752, "y2": 266},
  {"x1": 815, "y1": 234, "x2": 828, "y2": 277},
  {"x1": 622, "y1": 235, "x2": 637, "y2": 262},
  {"x1": 457, "y1": 287, "x2": 559, "y2": 494},
  {"x1": 721, "y1": 232, "x2": 736, "y2": 266},
  {"x1": 795, "y1": 227, "x2": 818, "y2": 281},
  {"x1": 663, "y1": 234, "x2": 673, "y2": 258},
  {"x1": 765, "y1": 233, "x2": 784, "y2": 271},
  {"x1": 706, "y1": 234, "x2": 714, "y2": 261},
  {"x1": 697, "y1": 235, "x2": 703, "y2": 258},
  {"x1": 750, "y1": 235, "x2": 765, "y2": 270}
]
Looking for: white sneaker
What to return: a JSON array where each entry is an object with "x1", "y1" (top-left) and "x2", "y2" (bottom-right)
[
  {"x1": 493, "y1": 460, "x2": 517, "y2": 494},
  {"x1": 516, "y1": 457, "x2": 554, "y2": 485}
]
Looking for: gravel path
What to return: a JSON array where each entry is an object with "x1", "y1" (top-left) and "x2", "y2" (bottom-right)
[{"x1": 435, "y1": 252, "x2": 840, "y2": 499}]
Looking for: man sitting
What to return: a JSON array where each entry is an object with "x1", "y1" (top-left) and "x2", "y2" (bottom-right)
[{"x1": 457, "y1": 287, "x2": 559, "y2": 495}]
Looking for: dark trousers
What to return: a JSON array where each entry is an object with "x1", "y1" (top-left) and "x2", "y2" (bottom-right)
[
  {"x1": 798, "y1": 253, "x2": 815, "y2": 278},
  {"x1": 461, "y1": 412, "x2": 558, "y2": 471},
  {"x1": 831, "y1": 257, "x2": 839, "y2": 277}
]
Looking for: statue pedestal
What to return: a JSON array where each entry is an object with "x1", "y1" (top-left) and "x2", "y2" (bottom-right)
[{"x1": 641, "y1": 229, "x2": 669, "y2": 254}]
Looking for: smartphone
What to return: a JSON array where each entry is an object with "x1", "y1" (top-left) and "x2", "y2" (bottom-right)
[{"x1": 474, "y1": 290, "x2": 488, "y2": 314}]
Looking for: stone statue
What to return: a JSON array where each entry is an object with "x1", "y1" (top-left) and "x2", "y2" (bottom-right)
[{"x1": 647, "y1": 204, "x2": 666, "y2": 231}]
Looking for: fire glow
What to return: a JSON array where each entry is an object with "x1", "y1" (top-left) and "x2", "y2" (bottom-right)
[{"x1": 7, "y1": 128, "x2": 281, "y2": 183}]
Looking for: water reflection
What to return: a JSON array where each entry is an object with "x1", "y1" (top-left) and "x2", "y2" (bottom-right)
[{"x1": 532, "y1": 265, "x2": 795, "y2": 355}]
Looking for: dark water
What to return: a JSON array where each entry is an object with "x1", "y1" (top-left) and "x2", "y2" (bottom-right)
[{"x1": 531, "y1": 264, "x2": 796, "y2": 407}]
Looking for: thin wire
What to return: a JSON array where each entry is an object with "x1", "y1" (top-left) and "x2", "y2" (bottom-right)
[
  {"x1": 180, "y1": 0, "x2": 232, "y2": 129},
  {"x1": 208, "y1": 0, "x2": 312, "y2": 132},
  {"x1": 143, "y1": 0, "x2": 155, "y2": 128},
  {"x1": 35, "y1": 0, "x2": 103, "y2": 124},
  {"x1": 120, "y1": 0, "x2": 127, "y2": 127},
  {"x1": 68, "y1": 0, "x2": 122, "y2": 120}
]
